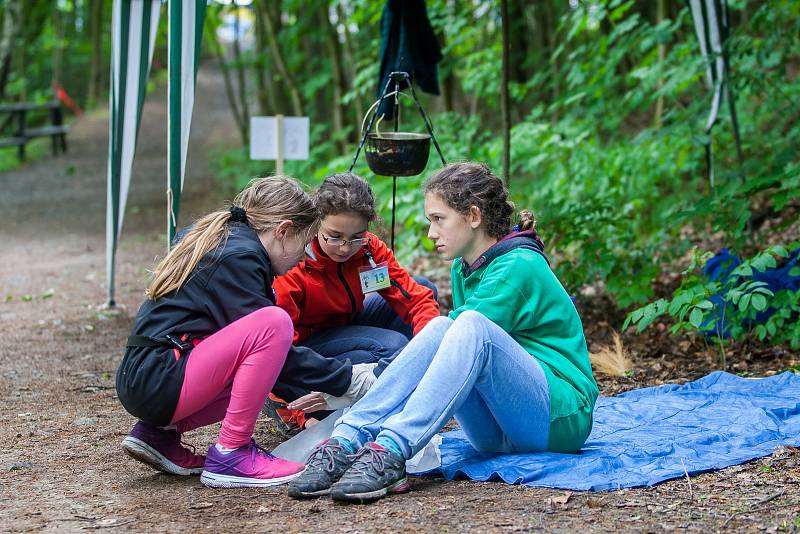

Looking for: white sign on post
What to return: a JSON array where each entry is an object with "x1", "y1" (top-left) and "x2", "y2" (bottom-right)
[{"x1": 250, "y1": 116, "x2": 309, "y2": 174}]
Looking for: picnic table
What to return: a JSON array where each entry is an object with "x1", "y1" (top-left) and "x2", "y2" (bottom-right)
[{"x1": 0, "y1": 101, "x2": 68, "y2": 161}]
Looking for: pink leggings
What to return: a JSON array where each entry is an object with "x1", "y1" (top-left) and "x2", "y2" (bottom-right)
[{"x1": 169, "y1": 306, "x2": 293, "y2": 448}]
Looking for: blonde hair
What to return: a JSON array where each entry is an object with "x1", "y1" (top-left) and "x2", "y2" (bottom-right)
[{"x1": 146, "y1": 176, "x2": 319, "y2": 300}]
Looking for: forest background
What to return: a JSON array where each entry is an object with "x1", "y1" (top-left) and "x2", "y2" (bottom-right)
[{"x1": 2, "y1": 0, "x2": 799, "y2": 365}]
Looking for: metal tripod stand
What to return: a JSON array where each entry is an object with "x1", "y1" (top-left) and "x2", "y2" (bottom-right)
[{"x1": 349, "y1": 71, "x2": 446, "y2": 250}]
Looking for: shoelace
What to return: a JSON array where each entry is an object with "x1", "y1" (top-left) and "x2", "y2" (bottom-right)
[
  {"x1": 179, "y1": 439, "x2": 199, "y2": 456},
  {"x1": 307, "y1": 441, "x2": 346, "y2": 473},
  {"x1": 249, "y1": 440, "x2": 277, "y2": 465},
  {"x1": 162, "y1": 428, "x2": 200, "y2": 460},
  {"x1": 348, "y1": 445, "x2": 387, "y2": 477}
]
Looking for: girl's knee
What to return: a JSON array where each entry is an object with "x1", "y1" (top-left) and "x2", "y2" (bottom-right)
[
  {"x1": 252, "y1": 305, "x2": 290, "y2": 322},
  {"x1": 251, "y1": 306, "x2": 293, "y2": 343},
  {"x1": 451, "y1": 310, "x2": 493, "y2": 339},
  {"x1": 454, "y1": 309, "x2": 487, "y2": 326},
  {"x1": 427, "y1": 315, "x2": 453, "y2": 330}
]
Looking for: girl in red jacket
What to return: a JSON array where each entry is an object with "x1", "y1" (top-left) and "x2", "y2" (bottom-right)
[{"x1": 269, "y1": 173, "x2": 440, "y2": 425}]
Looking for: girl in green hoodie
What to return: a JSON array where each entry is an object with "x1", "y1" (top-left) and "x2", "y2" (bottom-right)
[{"x1": 288, "y1": 162, "x2": 599, "y2": 503}]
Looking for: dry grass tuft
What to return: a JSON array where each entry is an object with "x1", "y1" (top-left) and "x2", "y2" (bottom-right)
[{"x1": 590, "y1": 332, "x2": 633, "y2": 376}]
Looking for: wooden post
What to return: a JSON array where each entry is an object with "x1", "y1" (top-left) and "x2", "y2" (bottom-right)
[
  {"x1": 16, "y1": 109, "x2": 25, "y2": 161},
  {"x1": 276, "y1": 114, "x2": 284, "y2": 175}
]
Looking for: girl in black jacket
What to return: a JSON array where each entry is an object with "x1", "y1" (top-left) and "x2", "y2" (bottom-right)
[{"x1": 117, "y1": 176, "x2": 341, "y2": 488}]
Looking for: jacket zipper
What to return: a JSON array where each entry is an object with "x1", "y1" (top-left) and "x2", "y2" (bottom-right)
[
  {"x1": 391, "y1": 279, "x2": 412, "y2": 300},
  {"x1": 337, "y1": 263, "x2": 357, "y2": 313}
]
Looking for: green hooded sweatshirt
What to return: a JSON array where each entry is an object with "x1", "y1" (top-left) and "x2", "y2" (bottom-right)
[{"x1": 449, "y1": 239, "x2": 598, "y2": 453}]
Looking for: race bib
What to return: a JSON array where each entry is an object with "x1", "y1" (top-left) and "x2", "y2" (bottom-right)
[{"x1": 359, "y1": 261, "x2": 390, "y2": 293}]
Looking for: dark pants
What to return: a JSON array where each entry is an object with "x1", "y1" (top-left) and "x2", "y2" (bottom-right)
[{"x1": 272, "y1": 276, "x2": 437, "y2": 402}]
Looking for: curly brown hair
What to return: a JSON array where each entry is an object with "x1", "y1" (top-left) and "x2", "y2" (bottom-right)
[
  {"x1": 424, "y1": 162, "x2": 536, "y2": 239},
  {"x1": 314, "y1": 172, "x2": 377, "y2": 223}
]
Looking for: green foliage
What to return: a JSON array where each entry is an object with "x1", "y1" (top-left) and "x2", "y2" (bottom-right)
[
  {"x1": 625, "y1": 244, "x2": 800, "y2": 363},
  {"x1": 0, "y1": 138, "x2": 48, "y2": 172}
]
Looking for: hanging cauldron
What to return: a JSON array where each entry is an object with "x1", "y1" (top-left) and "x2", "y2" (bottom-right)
[
  {"x1": 364, "y1": 132, "x2": 431, "y2": 177},
  {"x1": 348, "y1": 71, "x2": 447, "y2": 250}
]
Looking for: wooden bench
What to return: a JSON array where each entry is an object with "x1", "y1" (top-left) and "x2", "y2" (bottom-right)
[{"x1": 0, "y1": 101, "x2": 68, "y2": 161}]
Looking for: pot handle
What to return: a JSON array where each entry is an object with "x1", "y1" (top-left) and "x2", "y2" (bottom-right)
[{"x1": 360, "y1": 90, "x2": 415, "y2": 136}]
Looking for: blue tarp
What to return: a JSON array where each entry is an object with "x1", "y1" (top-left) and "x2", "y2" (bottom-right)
[{"x1": 429, "y1": 371, "x2": 800, "y2": 491}]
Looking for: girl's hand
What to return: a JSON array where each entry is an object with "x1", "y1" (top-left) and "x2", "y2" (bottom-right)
[
  {"x1": 287, "y1": 392, "x2": 330, "y2": 413},
  {"x1": 286, "y1": 363, "x2": 378, "y2": 413}
]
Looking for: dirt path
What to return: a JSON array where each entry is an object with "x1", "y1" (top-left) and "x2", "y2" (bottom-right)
[{"x1": 1, "y1": 66, "x2": 799, "y2": 533}]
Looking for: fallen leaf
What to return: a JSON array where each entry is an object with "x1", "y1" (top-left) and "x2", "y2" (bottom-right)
[{"x1": 551, "y1": 492, "x2": 572, "y2": 505}]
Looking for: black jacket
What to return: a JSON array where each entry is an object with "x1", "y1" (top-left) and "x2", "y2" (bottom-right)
[{"x1": 116, "y1": 222, "x2": 352, "y2": 426}]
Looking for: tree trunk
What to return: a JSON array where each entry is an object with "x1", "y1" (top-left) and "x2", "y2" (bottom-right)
[
  {"x1": 508, "y1": 0, "x2": 529, "y2": 84},
  {"x1": 654, "y1": 0, "x2": 665, "y2": 129},
  {"x1": 231, "y1": 8, "x2": 250, "y2": 140},
  {"x1": 52, "y1": 1, "x2": 64, "y2": 84},
  {"x1": 261, "y1": 3, "x2": 303, "y2": 116},
  {"x1": 206, "y1": 19, "x2": 248, "y2": 146},
  {"x1": 319, "y1": 5, "x2": 347, "y2": 153},
  {"x1": 87, "y1": 0, "x2": 103, "y2": 108},
  {"x1": 254, "y1": 2, "x2": 285, "y2": 114},
  {"x1": 435, "y1": 29, "x2": 455, "y2": 113},
  {"x1": 253, "y1": 3, "x2": 271, "y2": 115},
  {"x1": 336, "y1": 2, "x2": 365, "y2": 136},
  {"x1": 0, "y1": 0, "x2": 21, "y2": 99},
  {"x1": 543, "y1": 1, "x2": 560, "y2": 124},
  {"x1": 500, "y1": 0, "x2": 511, "y2": 184}
]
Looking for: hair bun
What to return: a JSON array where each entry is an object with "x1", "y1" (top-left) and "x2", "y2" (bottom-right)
[{"x1": 518, "y1": 210, "x2": 536, "y2": 231}]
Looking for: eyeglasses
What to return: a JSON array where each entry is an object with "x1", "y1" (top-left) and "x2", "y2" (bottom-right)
[{"x1": 319, "y1": 232, "x2": 369, "y2": 247}]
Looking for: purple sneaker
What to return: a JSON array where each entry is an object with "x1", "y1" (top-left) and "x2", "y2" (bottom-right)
[
  {"x1": 121, "y1": 421, "x2": 205, "y2": 476},
  {"x1": 200, "y1": 439, "x2": 305, "y2": 488}
]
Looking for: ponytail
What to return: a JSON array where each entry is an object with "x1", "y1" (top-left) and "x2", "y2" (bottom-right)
[
  {"x1": 146, "y1": 175, "x2": 318, "y2": 300},
  {"x1": 146, "y1": 211, "x2": 233, "y2": 300}
]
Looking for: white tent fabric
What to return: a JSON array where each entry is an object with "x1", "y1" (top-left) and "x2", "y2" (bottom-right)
[
  {"x1": 106, "y1": 0, "x2": 161, "y2": 306},
  {"x1": 167, "y1": 0, "x2": 206, "y2": 245},
  {"x1": 687, "y1": 0, "x2": 742, "y2": 189},
  {"x1": 106, "y1": 0, "x2": 206, "y2": 305}
]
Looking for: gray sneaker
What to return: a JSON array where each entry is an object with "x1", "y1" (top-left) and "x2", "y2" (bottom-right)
[
  {"x1": 287, "y1": 438, "x2": 354, "y2": 498},
  {"x1": 330, "y1": 442, "x2": 410, "y2": 503}
]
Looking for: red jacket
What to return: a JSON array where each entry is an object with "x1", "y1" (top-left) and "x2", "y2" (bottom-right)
[{"x1": 273, "y1": 233, "x2": 440, "y2": 344}]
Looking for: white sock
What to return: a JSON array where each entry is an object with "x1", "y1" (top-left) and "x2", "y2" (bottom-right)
[{"x1": 215, "y1": 443, "x2": 237, "y2": 454}]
